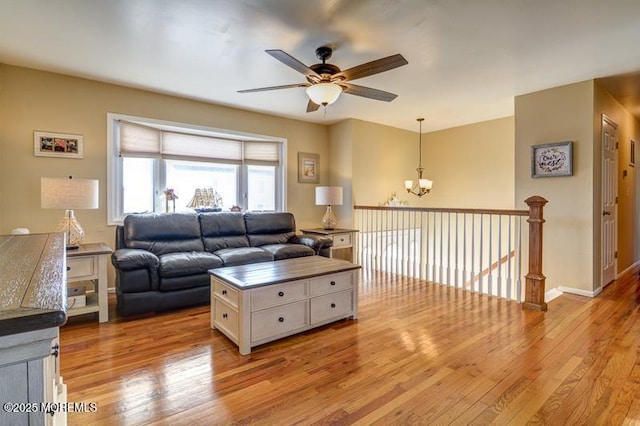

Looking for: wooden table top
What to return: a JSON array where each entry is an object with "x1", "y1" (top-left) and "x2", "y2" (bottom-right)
[
  {"x1": 300, "y1": 228, "x2": 359, "y2": 235},
  {"x1": 209, "y1": 256, "x2": 361, "y2": 290},
  {"x1": 0, "y1": 233, "x2": 67, "y2": 336},
  {"x1": 66, "y1": 242, "x2": 112, "y2": 257}
]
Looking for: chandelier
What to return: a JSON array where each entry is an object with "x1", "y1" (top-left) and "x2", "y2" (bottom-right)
[{"x1": 404, "y1": 118, "x2": 433, "y2": 197}]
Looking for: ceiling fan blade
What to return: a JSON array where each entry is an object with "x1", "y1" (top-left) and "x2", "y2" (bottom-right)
[
  {"x1": 341, "y1": 83, "x2": 398, "y2": 102},
  {"x1": 238, "y1": 83, "x2": 309, "y2": 93},
  {"x1": 336, "y1": 54, "x2": 408, "y2": 82},
  {"x1": 266, "y1": 49, "x2": 321, "y2": 80},
  {"x1": 306, "y1": 99, "x2": 320, "y2": 113}
]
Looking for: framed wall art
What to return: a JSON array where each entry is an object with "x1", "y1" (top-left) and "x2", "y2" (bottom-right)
[
  {"x1": 531, "y1": 141, "x2": 573, "y2": 178},
  {"x1": 298, "y1": 152, "x2": 319, "y2": 183},
  {"x1": 34, "y1": 131, "x2": 84, "y2": 159}
]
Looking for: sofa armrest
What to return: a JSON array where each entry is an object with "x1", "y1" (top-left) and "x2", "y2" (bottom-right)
[
  {"x1": 111, "y1": 248, "x2": 159, "y2": 271},
  {"x1": 288, "y1": 235, "x2": 333, "y2": 254}
]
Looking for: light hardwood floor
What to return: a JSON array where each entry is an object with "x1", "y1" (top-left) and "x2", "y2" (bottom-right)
[{"x1": 60, "y1": 268, "x2": 640, "y2": 425}]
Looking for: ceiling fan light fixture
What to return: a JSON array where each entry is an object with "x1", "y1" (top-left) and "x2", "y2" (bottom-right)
[{"x1": 306, "y1": 83, "x2": 343, "y2": 106}]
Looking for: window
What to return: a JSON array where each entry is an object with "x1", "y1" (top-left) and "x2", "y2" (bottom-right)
[{"x1": 107, "y1": 113, "x2": 286, "y2": 224}]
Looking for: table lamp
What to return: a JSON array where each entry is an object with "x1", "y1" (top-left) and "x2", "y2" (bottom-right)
[
  {"x1": 41, "y1": 176, "x2": 99, "y2": 249},
  {"x1": 315, "y1": 186, "x2": 343, "y2": 230}
]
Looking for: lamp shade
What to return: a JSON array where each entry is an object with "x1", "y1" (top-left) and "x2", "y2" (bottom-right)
[
  {"x1": 315, "y1": 186, "x2": 343, "y2": 206},
  {"x1": 41, "y1": 177, "x2": 99, "y2": 209},
  {"x1": 306, "y1": 83, "x2": 343, "y2": 106}
]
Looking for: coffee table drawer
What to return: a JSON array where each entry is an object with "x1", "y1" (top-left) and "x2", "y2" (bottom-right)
[
  {"x1": 311, "y1": 290, "x2": 353, "y2": 323},
  {"x1": 214, "y1": 299, "x2": 239, "y2": 342},
  {"x1": 214, "y1": 280, "x2": 238, "y2": 308},
  {"x1": 309, "y1": 272, "x2": 353, "y2": 296},
  {"x1": 251, "y1": 280, "x2": 307, "y2": 311},
  {"x1": 251, "y1": 300, "x2": 308, "y2": 342}
]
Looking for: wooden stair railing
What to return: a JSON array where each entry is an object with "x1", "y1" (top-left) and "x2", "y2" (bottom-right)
[{"x1": 354, "y1": 196, "x2": 548, "y2": 311}]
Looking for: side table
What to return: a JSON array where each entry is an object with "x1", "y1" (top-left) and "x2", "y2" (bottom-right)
[
  {"x1": 301, "y1": 228, "x2": 358, "y2": 263},
  {"x1": 66, "y1": 242, "x2": 112, "y2": 323}
]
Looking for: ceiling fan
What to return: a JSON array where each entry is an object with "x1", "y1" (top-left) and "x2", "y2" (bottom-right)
[{"x1": 238, "y1": 46, "x2": 408, "y2": 112}]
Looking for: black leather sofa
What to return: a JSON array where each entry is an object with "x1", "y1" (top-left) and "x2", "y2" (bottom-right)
[{"x1": 111, "y1": 211, "x2": 332, "y2": 317}]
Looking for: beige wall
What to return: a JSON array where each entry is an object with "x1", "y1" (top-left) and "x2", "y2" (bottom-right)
[
  {"x1": 0, "y1": 64, "x2": 330, "y2": 282},
  {"x1": 328, "y1": 120, "x2": 354, "y2": 228},
  {"x1": 343, "y1": 117, "x2": 515, "y2": 211},
  {"x1": 350, "y1": 119, "x2": 416, "y2": 207},
  {"x1": 422, "y1": 117, "x2": 515, "y2": 209},
  {"x1": 594, "y1": 82, "x2": 640, "y2": 274},
  {"x1": 515, "y1": 81, "x2": 596, "y2": 293}
]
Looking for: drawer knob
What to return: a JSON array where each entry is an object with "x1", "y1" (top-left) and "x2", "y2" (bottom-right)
[
  {"x1": 222, "y1": 289, "x2": 227, "y2": 295},
  {"x1": 278, "y1": 291, "x2": 285, "y2": 297},
  {"x1": 278, "y1": 317, "x2": 285, "y2": 323},
  {"x1": 222, "y1": 313, "x2": 228, "y2": 319},
  {"x1": 66, "y1": 266, "x2": 71, "y2": 271},
  {"x1": 330, "y1": 281, "x2": 336, "y2": 286},
  {"x1": 331, "y1": 303, "x2": 336, "y2": 308}
]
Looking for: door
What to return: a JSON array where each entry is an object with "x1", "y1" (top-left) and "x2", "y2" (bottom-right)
[{"x1": 602, "y1": 115, "x2": 618, "y2": 287}]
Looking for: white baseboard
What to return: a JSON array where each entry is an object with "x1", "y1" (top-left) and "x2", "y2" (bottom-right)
[
  {"x1": 616, "y1": 260, "x2": 640, "y2": 279},
  {"x1": 557, "y1": 285, "x2": 602, "y2": 298},
  {"x1": 545, "y1": 288, "x2": 563, "y2": 303}
]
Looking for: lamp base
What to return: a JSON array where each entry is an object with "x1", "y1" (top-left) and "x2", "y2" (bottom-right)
[
  {"x1": 55, "y1": 209, "x2": 85, "y2": 248},
  {"x1": 321, "y1": 205, "x2": 337, "y2": 230}
]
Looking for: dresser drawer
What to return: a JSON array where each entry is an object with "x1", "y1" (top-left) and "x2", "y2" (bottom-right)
[
  {"x1": 251, "y1": 300, "x2": 309, "y2": 342},
  {"x1": 251, "y1": 280, "x2": 308, "y2": 311},
  {"x1": 67, "y1": 257, "x2": 95, "y2": 279},
  {"x1": 311, "y1": 290, "x2": 353, "y2": 324},
  {"x1": 309, "y1": 272, "x2": 353, "y2": 296},
  {"x1": 213, "y1": 280, "x2": 239, "y2": 308},
  {"x1": 214, "y1": 299, "x2": 239, "y2": 342},
  {"x1": 331, "y1": 233, "x2": 352, "y2": 247}
]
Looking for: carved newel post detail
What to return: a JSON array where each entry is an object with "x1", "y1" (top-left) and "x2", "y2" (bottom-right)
[{"x1": 523, "y1": 196, "x2": 548, "y2": 311}]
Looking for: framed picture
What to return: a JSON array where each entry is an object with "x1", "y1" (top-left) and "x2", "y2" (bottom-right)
[
  {"x1": 531, "y1": 141, "x2": 573, "y2": 178},
  {"x1": 298, "y1": 152, "x2": 319, "y2": 183},
  {"x1": 630, "y1": 139, "x2": 636, "y2": 167},
  {"x1": 34, "y1": 131, "x2": 84, "y2": 158}
]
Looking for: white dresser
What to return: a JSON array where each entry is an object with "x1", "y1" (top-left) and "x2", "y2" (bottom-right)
[{"x1": 210, "y1": 256, "x2": 360, "y2": 355}]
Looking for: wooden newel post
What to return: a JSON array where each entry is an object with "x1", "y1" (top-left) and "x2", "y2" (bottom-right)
[{"x1": 523, "y1": 196, "x2": 548, "y2": 311}]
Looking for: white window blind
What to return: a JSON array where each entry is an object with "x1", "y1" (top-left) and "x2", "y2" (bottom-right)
[
  {"x1": 119, "y1": 121, "x2": 161, "y2": 158},
  {"x1": 119, "y1": 120, "x2": 280, "y2": 165},
  {"x1": 163, "y1": 132, "x2": 243, "y2": 163},
  {"x1": 244, "y1": 141, "x2": 279, "y2": 165}
]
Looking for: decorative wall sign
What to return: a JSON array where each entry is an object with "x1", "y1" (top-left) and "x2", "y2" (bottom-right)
[
  {"x1": 298, "y1": 152, "x2": 319, "y2": 183},
  {"x1": 531, "y1": 141, "x2": 572, "y2": 178},
  {"x1": 34, "y1": 131, "x2": 84, "y2": 158}
]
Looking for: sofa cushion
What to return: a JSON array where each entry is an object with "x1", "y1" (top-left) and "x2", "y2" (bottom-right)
[
  {"x1": 244, "y1": 212, "x2": 296, "y2": 247},
  {"x1": 260, "y1": 244, "x2": 315, "y2": 261},
  {"x1": 215, "y1": 247, "x2": 274, "y2": 266},
  {"x1": 158, "y1": 274, "x2": 211, "y2": 292},
  {"x1": 124, "y1": 212, "x2": 204, "y2": 256},
  {"x1": 199, "y1": 212, "x2": 250, "y2": 252},
  {"x1": 158, "y1": 251, "x2": 223, "y2": 278}
]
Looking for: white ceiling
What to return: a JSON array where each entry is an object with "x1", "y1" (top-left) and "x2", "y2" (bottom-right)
[{"x1": 1, "y1": 0, "x2": 640, "y2": 132}]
